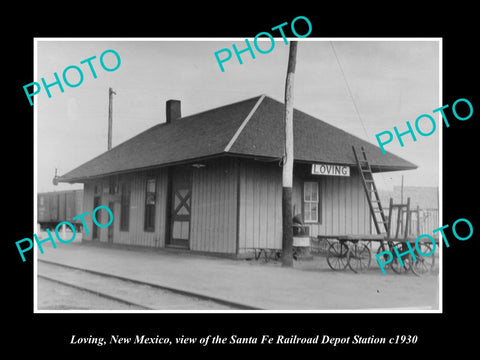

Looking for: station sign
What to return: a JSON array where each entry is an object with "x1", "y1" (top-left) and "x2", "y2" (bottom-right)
[{"x1": 311, "y1": 163, "x2": 350, "y2": 177}]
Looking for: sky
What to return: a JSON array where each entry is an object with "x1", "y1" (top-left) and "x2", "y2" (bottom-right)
[{"x1": 35, "y1": 38, "x2": 440, "y2": 193}]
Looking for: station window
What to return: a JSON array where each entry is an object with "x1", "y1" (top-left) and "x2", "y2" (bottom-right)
[
  {"x1": 120, "y1": 182, "x2": 130, "y2": 231},
  {"x1": 144, "y1": 178, "x2": 156, "y2": 231},
  {"x1": 109, "y1": 176, "x2": 118, "y2": 194},
  {"x1": 303, "y1": 181, "x2": 319, "y2": 223}
]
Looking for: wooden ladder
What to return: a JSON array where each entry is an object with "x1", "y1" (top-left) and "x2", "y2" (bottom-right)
[{"x1": 352, "y1": 146, "x2": 388, "y2": 235}]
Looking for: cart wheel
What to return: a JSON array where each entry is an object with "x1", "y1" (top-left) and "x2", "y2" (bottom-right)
[
  {"x1": 390, "y1": 242, "x2": 411, "y2": 274},
  {"x1": 376, "y1": 244, "x2": 392, "y2": 271},
  {"x1": 327, "y1": 242, "x2": 349, "y2": 271},
  {"x1": 411, "y1": 243, "x2": 435, "y2": 276},
  {"x1": 348, "y1": 244, "x2": 371, "y2": 273},
  {"x1": 274, "y1": 251, "x2": 282, "y2": 261},
  {"x1": 391, "y1": 256, "x2": 414, "y2": 274}
]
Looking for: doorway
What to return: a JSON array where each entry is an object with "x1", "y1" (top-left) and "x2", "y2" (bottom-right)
[{"x1": 168, "y1": 167, "x2": 192, "y2": 248}]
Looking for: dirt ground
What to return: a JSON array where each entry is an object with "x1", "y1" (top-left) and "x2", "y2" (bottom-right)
[
  {"x1": 37, "y1": 277, "x2": 139, "y2": 310},
  {"x1": 36, "y1": 241, "x2": 440, "y2": 311},
  {"x1": 37, "y1": 262, "x2": 236, "y2": 311}
]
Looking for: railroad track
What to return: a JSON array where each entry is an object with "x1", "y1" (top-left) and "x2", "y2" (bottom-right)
[{"x1": 37, "y1": 259, "x2": 259, "y2": 311}]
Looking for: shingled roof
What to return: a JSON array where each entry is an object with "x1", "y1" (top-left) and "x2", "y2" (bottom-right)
[{"x1": 58, "y1": 94, "x2": 417, "y2": 183}]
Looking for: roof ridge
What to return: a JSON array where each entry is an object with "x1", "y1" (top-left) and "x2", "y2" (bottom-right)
[
  {"x1": 63, "y1": 94, "x2": 269, "y2": 176},
  {"x1": 58, "y1": 93, "x2": 417, "y2": 183},
  {"x1": 224, "y1": 94, "x2": 266, "y2": 153},
  {"x1": 177, "y1": 93, "x2": 267, "y2": 122}
]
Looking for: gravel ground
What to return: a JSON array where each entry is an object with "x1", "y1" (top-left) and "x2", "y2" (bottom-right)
[
  {"x1": 37, "y1": 277, "x2": 140, "y2": 310},
  {"x1": 38, "y1": 242, "x2": 440, "y2": 310},
  {"x1": 37, "y1": 262, "x2": 235, "y2": 311}
]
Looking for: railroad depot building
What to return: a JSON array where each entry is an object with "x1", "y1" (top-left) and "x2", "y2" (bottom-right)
[{"x1": 57, "y1": 95, "x2": 416, "y2": 257}]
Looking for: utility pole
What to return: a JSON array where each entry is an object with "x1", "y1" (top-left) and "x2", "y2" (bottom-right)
[
  {"x1": 52, "y1": 167, "x2": 59, "y2": 186},
  {"x1": 400, "y1": 175, "x2": 404, "y2": 203},
  {"x1": 108, "y1": 87, "x2": 116, "y2": 150},
  {"x1": 281, "y1": 41, "x2": 298, "y2": 267}
]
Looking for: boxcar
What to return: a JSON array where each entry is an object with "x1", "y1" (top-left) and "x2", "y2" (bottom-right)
[{"x1": 37, "y1": 190, "x2": 84, "y2": 230}]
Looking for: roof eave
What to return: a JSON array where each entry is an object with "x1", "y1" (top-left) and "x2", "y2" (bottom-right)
[
  {"x1": 56, "y1": 152, "x2": 240, "y2": 183},
  {"x1": 370, "y1": 164, "x2": 418, "y2": 173}
]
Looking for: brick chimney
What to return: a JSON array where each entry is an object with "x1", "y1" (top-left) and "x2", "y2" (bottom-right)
[{"x1": 166, "y1": 99, "x2": 181, "y2": 123}]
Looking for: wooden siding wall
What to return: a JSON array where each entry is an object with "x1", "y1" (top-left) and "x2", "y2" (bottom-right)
[
  {"x1": 81, "y1": 161, "x2": 237, "y2": 254},
  {"x1": 238, "y1": 159, "x2": 283, "y2": 252},
  {"x1": 190, "y1": 158, "x2": 238, "y2": 254},
  {"x1": 302, "y1": 169, "x2": 371, "y2": 237},
  {"x1": 81, "y1": 159, "x2": 370, "y2": 254},
  {"x1": 81, "y1": 170, "x2": 168, "y2": 247},
  {"x1": 237, "y1": 160, "x2": 371, "y2": 253}
]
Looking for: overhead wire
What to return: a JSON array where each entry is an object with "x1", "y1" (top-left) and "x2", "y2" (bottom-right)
[
  {"x1": 328, "y1": 41, "x2": 390, "y2": 190},
  {"x1": 329, "y1": 41, "x2": 371, "y2": 141}
]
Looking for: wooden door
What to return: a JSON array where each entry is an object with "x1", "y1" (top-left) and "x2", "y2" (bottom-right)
[{"x1": 169, "y1": 167, "x2": 192, "y2": 248}]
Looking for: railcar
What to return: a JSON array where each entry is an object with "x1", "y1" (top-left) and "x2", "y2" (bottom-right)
[{"x1": 37, "y1": 190, "x2": 84, "y2": 230}]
